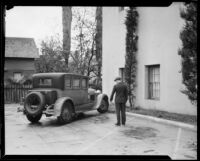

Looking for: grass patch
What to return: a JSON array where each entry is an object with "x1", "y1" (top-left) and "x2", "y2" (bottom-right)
[{"x1": 108, "y1": 104, "x2": 197, "y2": 125}]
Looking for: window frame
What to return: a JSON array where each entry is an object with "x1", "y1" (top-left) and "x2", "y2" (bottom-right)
[
  {"x1": 13, "y1": 72, "x2": 22, "y2": 81},
  {"x1": 146, "y1": 65, "x2": 160, "y2": 100}
]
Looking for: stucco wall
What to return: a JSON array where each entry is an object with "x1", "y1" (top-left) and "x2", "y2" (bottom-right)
[
  {"x1": 102, "y1": 4, "x2": 197, "y2": 115},
  {"x1": 102, "y1": 7, "x2": 126, "y2": 97},
  {"x1": 136, "y1": 3, "x2": 196, "y2": 115}
]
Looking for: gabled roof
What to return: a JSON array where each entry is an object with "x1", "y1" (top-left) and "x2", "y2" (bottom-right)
[{"x1": 5, "y1": 37, "x2": 39, "y2": 58}]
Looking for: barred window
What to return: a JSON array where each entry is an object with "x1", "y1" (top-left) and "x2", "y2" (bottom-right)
[{"x1": 148, "y1": 65, "x2": 160, "y2": 100}]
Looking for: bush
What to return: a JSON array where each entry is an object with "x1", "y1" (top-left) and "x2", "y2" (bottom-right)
[{"x1": 179, "y1": 2, "x2": 197, "y2": 105}]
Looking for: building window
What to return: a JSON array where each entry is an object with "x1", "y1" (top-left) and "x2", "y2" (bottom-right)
[
  {"x1": 119, "y1": 7, "x2": 124, "y2": 12},
  {"x1": 119, "y1": 68, "x2": 125, "y2": 82},
  {"x1": 147, "y1": 65, "x2": 160, "y2": 100},
  {"x1": 13, "y1": 72, "x2": 22, "y2": 81}
]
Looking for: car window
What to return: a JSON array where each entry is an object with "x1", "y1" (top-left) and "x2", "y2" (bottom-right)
[
  {"x1": 72, "y1": 78, "x2": 80, "y2": 89},
  {"x1": 82, "y1": 78, "x2": 87, "y2": 89},
  {"x1": 39, "y1": 78, "x2": 52, "y2": 86},
  {"x1": 65, "y1": 77, "x2": 71, "y2": 89}
]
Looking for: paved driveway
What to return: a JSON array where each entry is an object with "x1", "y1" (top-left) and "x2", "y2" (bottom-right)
[{"x1": 4, "y1": 104, "x2": 197, "y2": 159}]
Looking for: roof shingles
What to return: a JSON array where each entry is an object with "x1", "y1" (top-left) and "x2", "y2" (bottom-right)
[{"x1": 5, "y1": 37, "x2": 39, "y2": 58}]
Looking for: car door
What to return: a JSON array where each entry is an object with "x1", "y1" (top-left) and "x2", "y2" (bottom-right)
[
  {"x1": 81, "y1": 77, "x2": 89, "y2": 104},
  {"x1": 63, "y1": 75, "x2": 81, "y2": 105},
  {"x1": 71, "y1": 76, "x2": 84, "y2": 105}
]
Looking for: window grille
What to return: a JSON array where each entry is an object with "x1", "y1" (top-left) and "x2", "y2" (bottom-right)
[{"x1": 148, "y1": 65, "x2": 160, "y2": 100}]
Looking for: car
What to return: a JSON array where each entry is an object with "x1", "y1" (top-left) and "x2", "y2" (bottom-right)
[{"x1": 23, "y1": 73, "x2": 109, "y2": 124}]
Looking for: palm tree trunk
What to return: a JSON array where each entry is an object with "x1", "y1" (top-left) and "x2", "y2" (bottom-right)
[
  {"x1": 95, "y1": 7, "x2": 102, "y2": 79},
  {"x1": 62, "y1": 7, "x2": 72, "y2": 67}
]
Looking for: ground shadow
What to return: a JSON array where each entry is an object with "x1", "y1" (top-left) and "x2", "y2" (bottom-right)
[
  {"x1": 122, "y1": 126, "x2": 159, "y2": 140},
  {"x1": 27, "y1": 111, "x2": 106, "y2": 127},
  {"x1": 73, "y1": 112, "x2": 110, "y2": 124}
]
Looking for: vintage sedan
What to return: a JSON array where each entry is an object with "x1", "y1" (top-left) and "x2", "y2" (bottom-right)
[{"x1": 24, "y1": 73, "x2": 109, "y2": 124}]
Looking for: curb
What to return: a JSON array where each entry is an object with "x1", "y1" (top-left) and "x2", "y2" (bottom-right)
[{"x1": 126, "y1": 112, "x2": 197, "y2": 132}]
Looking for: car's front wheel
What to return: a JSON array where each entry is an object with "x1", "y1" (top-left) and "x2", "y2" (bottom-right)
[
  {"x1": 57, "y1": 101, "x2": 73, "y2": 124},
  {"x1": 97, "y1": 99, "x2": 109, "y2": 113}
]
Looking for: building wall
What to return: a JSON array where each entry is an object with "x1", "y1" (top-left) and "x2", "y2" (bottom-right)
[
  {"x1": 102, "y1": 4, "x2": 197, "y2": 115},
  {"x1": 102, "y1": 7, "x2": 126, "y2": 97},
  {"x1": 4, "y1": 58, "x2": 36, "y2": 80}
]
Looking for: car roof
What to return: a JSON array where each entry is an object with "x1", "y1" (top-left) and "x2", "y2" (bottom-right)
[{"x1": 32, "y1": 72, "x2": 89, "y2": 79}]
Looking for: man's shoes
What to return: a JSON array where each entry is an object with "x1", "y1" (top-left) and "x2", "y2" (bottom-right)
[{"x1": 115, "y1": 123, "x2": 120, "y2": 126}]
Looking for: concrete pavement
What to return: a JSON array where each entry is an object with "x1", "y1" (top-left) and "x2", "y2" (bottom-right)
[
  {"x1": 126, "y1": 112, "x2": 197, "y2": 132},
  {"x1": 109, "y1": 103, "x2": 197, "y2": 131},
  {"x1": 4, "y1": 104, "x2": 197, "y2": 159}
]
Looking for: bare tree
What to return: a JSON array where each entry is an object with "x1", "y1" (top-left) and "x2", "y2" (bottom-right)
[
  {"x1": 70, "y1": 7, "x2": 97, "y2": 77},
  {"x1": 35, "y1": 35, "x2": 68, "y2": 73},
  {"x1": 62, "y1": 7, "x2": 72, "y2": 67}
]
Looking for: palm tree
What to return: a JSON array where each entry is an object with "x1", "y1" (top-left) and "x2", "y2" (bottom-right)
[
  {"x1": 95, "y1": 7, "x2": 102, "y2": 84},
  {"x1": 62, "y1": 7, "x2": 72, "y2": 67}
]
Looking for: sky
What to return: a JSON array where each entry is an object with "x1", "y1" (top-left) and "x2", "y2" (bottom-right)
[
  {"x1": 5, "y1": 6, "x2": 63, "y2": 52},
  {"x1": 5, "y1": 6, "x2": 96, "y2": 54}
]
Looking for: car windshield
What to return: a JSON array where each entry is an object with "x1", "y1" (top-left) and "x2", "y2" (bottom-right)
[{"x1": 39, "y1": 78, "x2": 52, "y2": 86}]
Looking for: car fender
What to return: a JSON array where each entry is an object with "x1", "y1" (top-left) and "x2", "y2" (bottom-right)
[
  {"x1": 54, "y1": 97, "x2": 74, "y2": 117},
  {"x1": 95, "y1": 93, "x2": 109, "y2": 109}
]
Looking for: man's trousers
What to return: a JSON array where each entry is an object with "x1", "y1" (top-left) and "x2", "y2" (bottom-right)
[{"x1": 115, "y1": 103, "x2": 126, "y2": 125}]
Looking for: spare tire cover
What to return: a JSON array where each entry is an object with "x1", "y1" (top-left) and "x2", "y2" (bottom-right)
[{"x1": 24, "y1": 92, "x2": 45, "y2": 116}]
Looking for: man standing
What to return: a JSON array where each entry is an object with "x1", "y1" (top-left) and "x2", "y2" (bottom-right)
[{"x1": 110, "y1": 77, "x2": 128, "y2": 126}]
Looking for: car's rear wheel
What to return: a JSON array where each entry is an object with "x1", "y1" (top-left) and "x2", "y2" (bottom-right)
[
  {"x1": 26, "y1": 113, "x2": 42, "y2": 123},
  {"x1": 57, "y1": 101, "x2": 73, "y2": 124},
  {"x1": 24, "y1": 92, "x2": 45, "y2": 123},
  {"x1": 97, "y1": 99, "x2": 109, "y2": 113}
]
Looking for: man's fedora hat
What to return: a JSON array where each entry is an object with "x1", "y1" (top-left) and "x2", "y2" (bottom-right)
[{"x1": 114, "y1": 77, "x2": 121, "y2": 81}]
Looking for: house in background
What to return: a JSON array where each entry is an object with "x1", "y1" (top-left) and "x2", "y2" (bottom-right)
[
  {"x1": 4, "y1": 37, "x2": 39, "y2": 83},
  {"x1": 102, "y1": 3, "x2": 197, "y2": 115}
]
